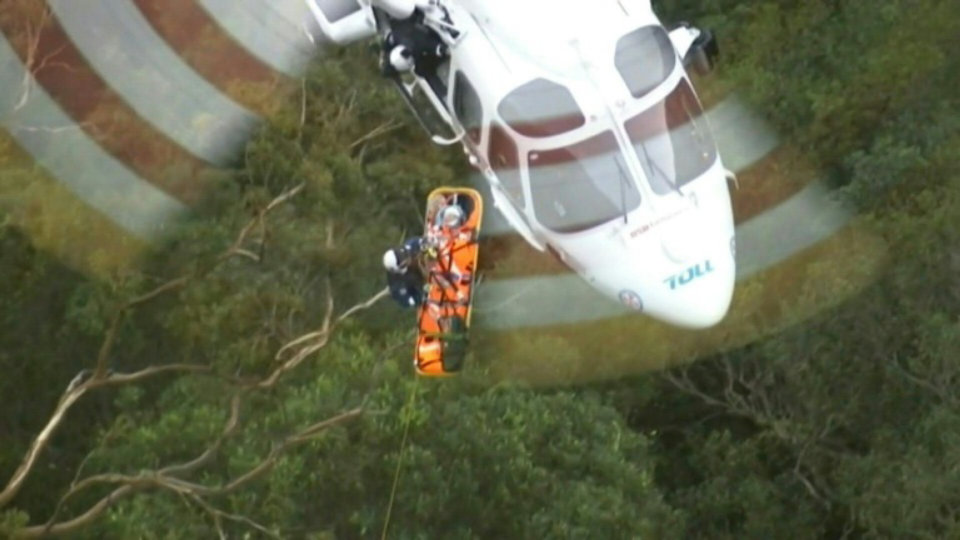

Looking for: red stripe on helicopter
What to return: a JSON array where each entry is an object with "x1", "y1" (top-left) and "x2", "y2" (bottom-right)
[
  {"x1": 0, "y1": 1, "x2": 214, "y2": 206},
  {"x1": 132, "y1": 0, "x2": 294, "y2": 118}
]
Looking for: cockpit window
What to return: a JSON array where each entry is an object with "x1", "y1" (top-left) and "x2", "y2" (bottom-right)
[
  {"x1": 527, "y1": 131, "x2": 641, "y2": 233},
  {"x1": 453, "y1": 71, "x2": 483, "y2": 143},
  {"x1": 625, "y1": 78, "x2": 718, "y2": 195},
  {"x1": 615, "y1": 26, "x2": 676, "y2": 98},
  {"x1": 497, "y1": 78, "x2": 586, "y2": 138}
]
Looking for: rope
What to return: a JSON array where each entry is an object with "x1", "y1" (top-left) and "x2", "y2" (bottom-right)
[{"x1": 380, "y1": 376, "x2": 419, "y2": 540}]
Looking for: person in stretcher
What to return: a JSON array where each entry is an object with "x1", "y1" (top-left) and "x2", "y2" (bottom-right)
[{"x1": 381, "y1": 204, "x2": 469, "y2": 308}]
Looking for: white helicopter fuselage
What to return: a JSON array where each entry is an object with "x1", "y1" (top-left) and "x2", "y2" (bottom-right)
[{"x1": 307, "y1": 0, "x2": 737, "y2": 328}]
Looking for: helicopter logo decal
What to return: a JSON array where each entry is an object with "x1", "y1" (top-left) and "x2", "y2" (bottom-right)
[
  {"x1": 664, "y1": 260, "x2": 715, "y2": 290},
  {"x1": 618, "y1": 290, "x2": 644, "y2": 311}
]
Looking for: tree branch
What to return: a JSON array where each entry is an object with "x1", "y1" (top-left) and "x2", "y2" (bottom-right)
[
  {"x1": 18, "y1": 407, "x2": 364, "y2": 538},
  {"x1": 160, "y1": 393, "x2": 244, "y2": 478},
  {"x1": 0, "y1": 363, "x2": 215, "y2": 509},
  {"x1": 0, "y1": 185, "x2": 304, "y2": 510},
  {"x1": 6, "y1": 174, "x2": 398, "y2": 536},
  {"x1": 15, "y1": 485, "x2": 137, "y2": 539},
  {"x1": 16, "y1": 281, "x2": 389, "y2": 535},
  {"x1": 189, "y1": 494, "x2": 280, "y2": 539},
  {"x1": 9, "y1": 4, "x2": 54, "y2": 114},
  {"x1": 0, "y1": 385, "x2": 88, "y2": 508},
  {"x1": 349, "y1": 120, "x2": 403, "y2": 150}
]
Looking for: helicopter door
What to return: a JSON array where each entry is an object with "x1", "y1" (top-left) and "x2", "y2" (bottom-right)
[
  {"x1": 391, "y1": 74, "x2": 462, "y2": 145},
  {"x1": 374, "y1": 7, "x2": 462, "y2": 145},
  {"x1": 451, "y1": 71, "x2": 483, "y2": 145}
]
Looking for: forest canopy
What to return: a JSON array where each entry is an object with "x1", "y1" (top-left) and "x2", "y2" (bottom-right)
[{"x1": 2, "y1": 0, "x2": 960, "y2": 537}]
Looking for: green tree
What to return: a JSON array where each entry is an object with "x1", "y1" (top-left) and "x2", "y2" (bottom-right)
[{"x1": 2, "y1": 40, "x2": 679, "y2": 538}]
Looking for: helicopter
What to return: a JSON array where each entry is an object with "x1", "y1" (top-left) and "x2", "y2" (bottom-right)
[{"x1": 305, "y1": 0, "x2": 737, "y2": 328}]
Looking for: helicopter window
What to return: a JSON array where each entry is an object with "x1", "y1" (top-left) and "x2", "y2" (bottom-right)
[
  {"x1": 615, "y1": 26, "x2": 676, "y2": 98},
  {"x1": 453, "y1": 71, "x2": 483, "y2": 144},
  {"x1": 527, "y1": 131, "x2": 641, "y2": 233},
  {"x1": 319, "y1": 1, "x2": 362, "y2": 22},
  {"x1": 624, "y1": 78, "x2": 717, "y2": 195},
  {"x1": 497, "y1": 78, "x2": 585, "y2": 138},
  {"x1": 488, "y1": 123, "x2": 524, "y2": 206}
]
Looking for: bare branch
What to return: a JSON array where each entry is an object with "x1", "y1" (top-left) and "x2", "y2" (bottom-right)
[
  {"x1": 794, "y1": 466, "x2": 829, "y2": 507},
  {"x1": 5, "y1": 170, "x2": 395, "y2": 537},
  {"x1": 663, "y1": 359, "x2": 784, "y2": 430},
  {"x1": 42, "y1": 421, "x2": 128, "y2": 530},
  {"x1": 173, "y1": 406, "x2": 363, "y2": 497},
  {"x1": 0, "y1": 363, "x2": 215, "y2": 509},
  {"x1": 662, "y1": 368, "x2": 731, "y2": 412},
  {"x1": 124, "y1": 276, "x2": 192, "y2": 308},
  {"x1": 162, "y1": 394, "x2": 243, "y2": 477},
  {"x1": 286, "y1": 407, "x2": 366, "y2": 444},
  {"x1": 189, "y1": 494, "x2": 280, "y2": 539},
  {"x1": 94, "y1": 311, "x2": 125, "y2": 377},
  {"x1": 299, "y1": 76, "x2": 308, "y2": 131},
  {"x1": 22, "y1": 407, "x2": 363, "y2": 538},
  {"x1": 664, "y1": 358, "x2": 847, "y2": 511},
  {"x1": 27, "y1": 292, "x2": 392, "y2": 534},
  {"x1": 22, "y1": 300, "x2": 395, "y2": 536},
  {"x1": 337, "y1": 288, "x2": 390, "y2": 325},
  {"x1": 92, "y1": 365, "x2": 213, "y2": 388},
  {"x1": 11, "y1": 5, "x2": 53, "y2": 114},
  {"x1": 263, "y1": 183, "x2": 306, "y2": 214},
  {"x1": 16, "y1": 485, "x2": 138, "y2": 539},
  {"x1": 0, "y1": 386, "x2": 88, "y2": 508},
  {"x1": 1, "y1": 185, "x2": 305, "y2": 510},
  {"x1": 48, "y1": 392, "x2": 241, "y2": 522},
  {"x1": 890, "y1": 354, "x2": 958, "y2": 406},
  {"x1": 18, "y1": 282, "x2": 388, "y2": 534},
  {"x1": 274, "y1": 219, "x2": 386, "y2": 361},
  {"x1": 271, "y1": 284, "x2": 388, "y2": 374},
  {"x1": 231, "y1": 248, "x2": 261, "y2": 262},
  {"x1": 349, "y1": 120, "x2": 403, "y2": 150}
]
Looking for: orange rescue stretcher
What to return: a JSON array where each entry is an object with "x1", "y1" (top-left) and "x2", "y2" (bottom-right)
[{"x1": 414, "y1": 187, "x2": 483, "y2": 376}]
